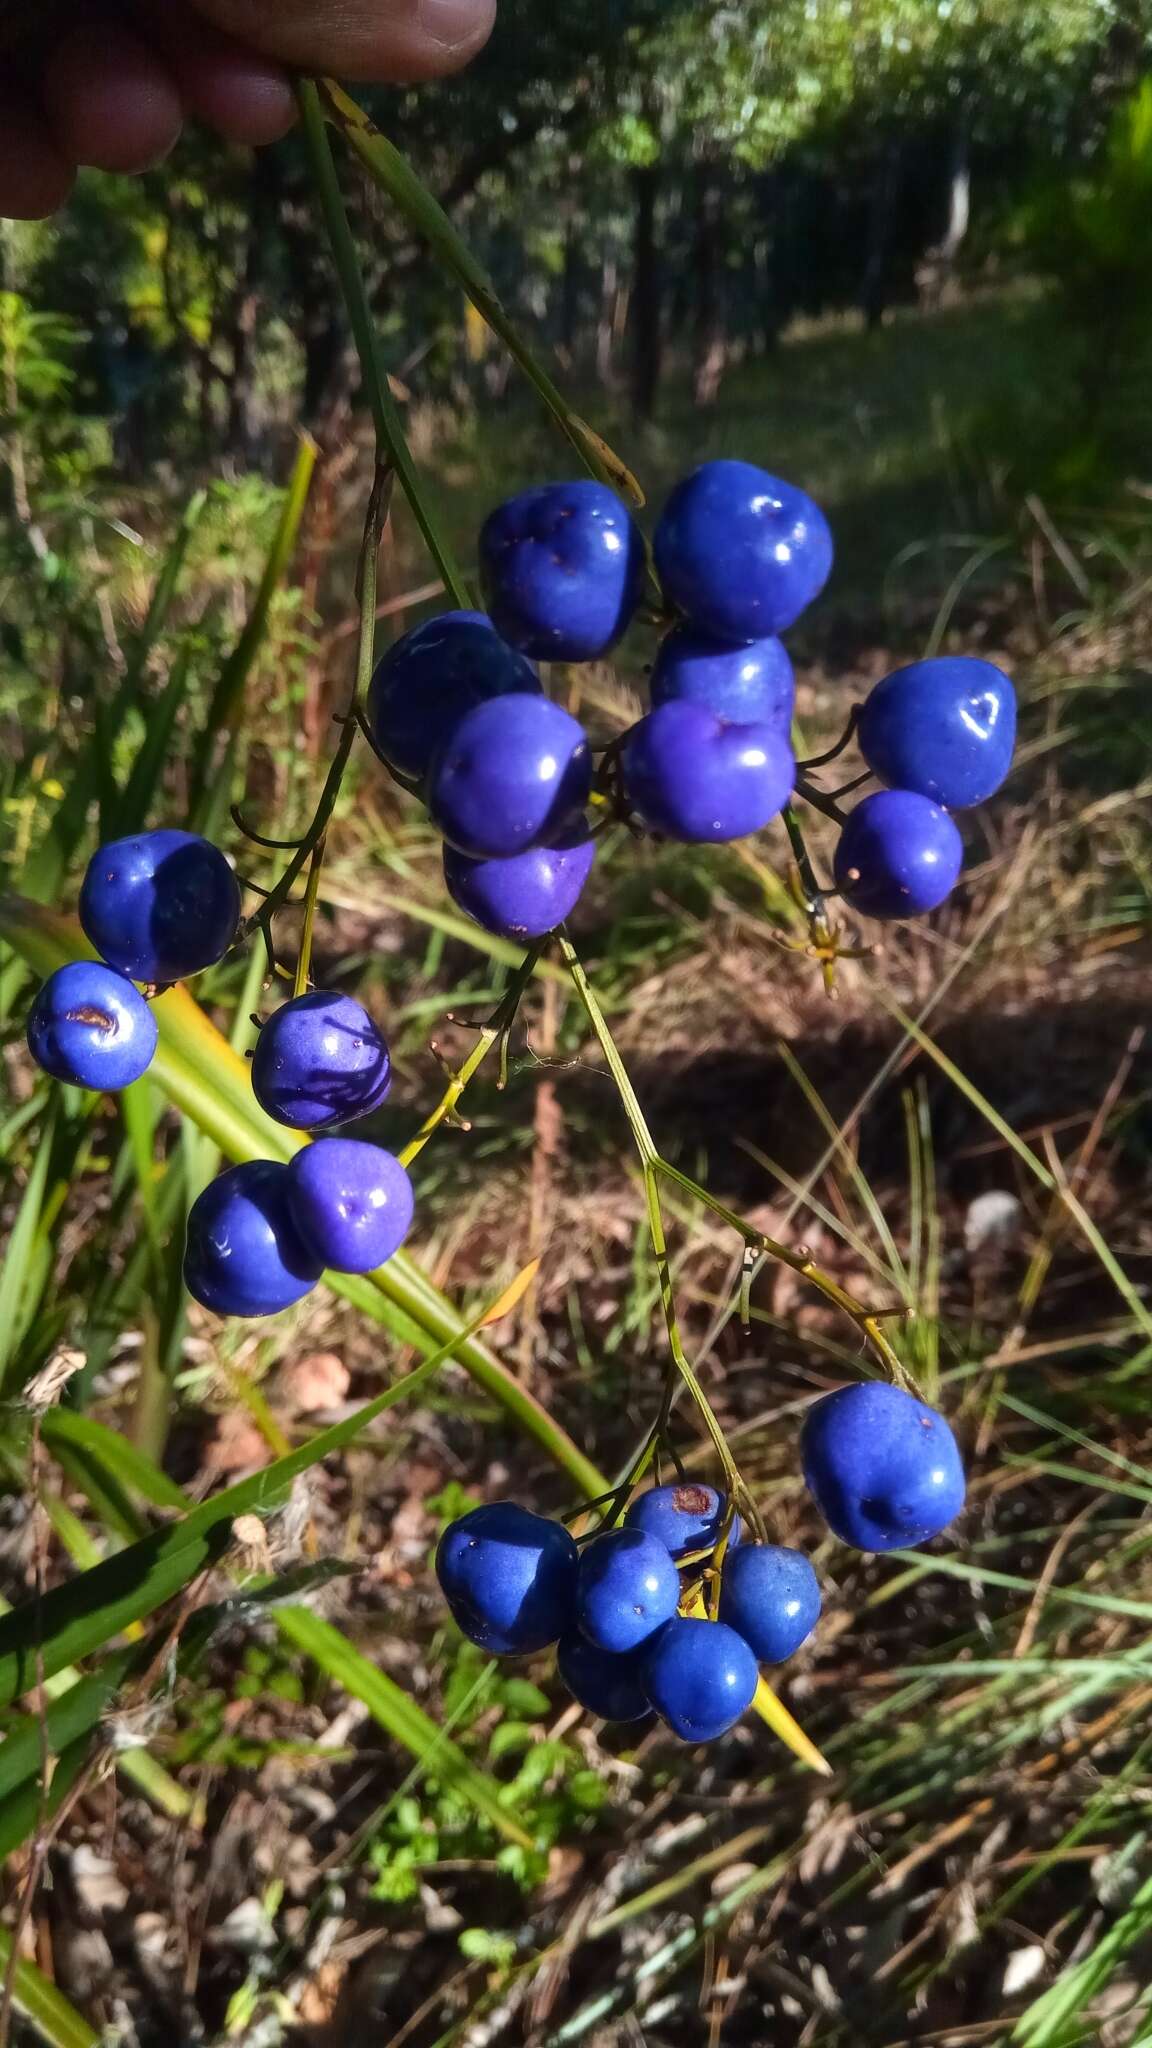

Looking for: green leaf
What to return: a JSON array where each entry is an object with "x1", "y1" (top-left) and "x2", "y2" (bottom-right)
[
  {"x1": 0, "y1": 1929, "x2": 100, "y2": 2048},
  {"x1": 274, "y1": 1606, "x2": 532, "y2": 1848},
  {"x1": 40, "y1": 1409, "x2": 190, "y2": 1514},
  {"x1": 0, "y1": 1095, "x2": 58, "y2": 1390}
]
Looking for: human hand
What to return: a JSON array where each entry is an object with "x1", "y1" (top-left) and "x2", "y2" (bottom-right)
[{"x1": 0, "y1": 0, "x2": 496, "y2": 218}]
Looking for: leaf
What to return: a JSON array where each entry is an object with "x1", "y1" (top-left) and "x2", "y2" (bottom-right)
[
  {"x1": 275, "y1": 1607, "x2": 531, "y2": 1848},
  {"x1": 0, "y1": 1094, "x2": 57, "y2": 1389},
  {"x1": 477, "y1": 1258, "x2": 540, "y2": 1327},
  {"x1": 0, "y1": 1929, "x2": 100, "y2": 2048},
  {"x1": 40, "y1": 1410, "x2": 189, "y2": 1514}
]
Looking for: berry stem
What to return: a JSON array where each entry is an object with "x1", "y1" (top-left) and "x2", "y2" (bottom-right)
[
  {"x1": 796, "y1": 705, "x2": 860, "y2": 772},
  {"x1": 291, "y1": 835, "x2": 327, "y2": 999},
  {"x1": 397, "y1": 945, "x2": 542, "y2": 1168}
]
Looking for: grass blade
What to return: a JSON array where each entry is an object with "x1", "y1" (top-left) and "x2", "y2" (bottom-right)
[{"x1": 0, "y1": 1930, "x2": 99, "y2": 2048}]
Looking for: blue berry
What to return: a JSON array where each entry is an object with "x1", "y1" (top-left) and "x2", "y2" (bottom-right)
[
  {"x1": 26, "y1": 961, "x2": 158, "y2": 1090},
  {"x1": 443, "y1": 830, "x2": 594, "y2": 940},
  {"x1": 250, "y1": 992, "x2": 391, "y2": 1131},
  {"x1": 654, "y1": 460, "x2": 832, "y2": 641},
  {"x1": 183, "y1": 1159, "x2": 324, "y2": 1318},
  {"x1": 834, "y1": 790, "x2": 962, "y2": 919},
  {"x1": 366, "y1": 610, "x2": 541, "y2": 783},
  {"x1": 802, "y1": 1381, "x2": 966, "y2": 1552},
  {"x1": 621, "y1": 700, "x2": 794, "y2": 843},
  {"x1": 624, "y1": 1483, "x2": 738, "y2": 1560},
  {"x1": 718, "y1": 1545, "x2": 820, "y2": 1662},
  {"x1": 556, "y1": 1635, "x2": 651, "y2": 1721},
  {"x1": 479, "y1": 480, "x2": 646, "y2": 661},
  {"x1": 285, "y1": 1138, "x2": 413, "y2": 1274},
  {"x1": 576, "y1": 1527, "x2": 681, "y2": 1654},
  {"x1": 429, "y1": 695, "x2": 592, "y2": 859},
  {"x1": 650, "y1": 624, "x2": 794, "y2": 729},
  {"x1": 643, "y1": 1617, "x2": 758, "y2": 1741},
  {"x1": 436, "y1": 1503, "x2": 578, "y2": 1654},
  {"x1": 80, "y1": 829, "x2": 240, "y2": 984},
  {"x1": 858, "y1": 656, "x2": 1016, "y2": 810}
]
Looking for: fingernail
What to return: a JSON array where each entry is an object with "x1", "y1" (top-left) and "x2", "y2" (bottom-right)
[{"x1": 418, "y1": 0, "x2": 494, "y2": 49}]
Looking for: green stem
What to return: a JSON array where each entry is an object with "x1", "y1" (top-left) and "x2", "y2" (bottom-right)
[
  {"x1": 398, "y1": 945, "x2": 541, "y2": 1169},
  {"x1": 292, "y1": 835, "x2": 326, "y2": 998},
  {"x1": 295, "y1": 79, "x2": 471, "y2": 607}
]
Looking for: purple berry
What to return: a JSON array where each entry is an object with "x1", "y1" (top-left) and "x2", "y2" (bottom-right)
[
  {"x1": 285, "y1": 1138, "x2": 413, "y2": 1274},
  {"x1": 429, "y1": 695, "x2": 592, "y2": 859},
  {"x1": 857, "y1": 655, "x2": 1016, "y2": 810},
  {"x1": 576, "y1": 1527, "x2": 681, "y2": 1654},
  {"x1": 365, "y1": 610, "x2": 541, "y2": 783},
  {"x1": 443, "y1": 830, "x2": 594, "y2": 941},
  {"x1": 650, "y1": 624, "x2": 794, "y2": 728},
  {"x1": 834, "y1": 789, "x2": 962, "y2": 920},
  {"x1": 436, "y1": 1503, "x2": 578, "y2": 1655},
  {"x1": 802, "y1": 1381, "x2": 965, "y2": 1553},
  {"x1": 79, "y1": 829, "x2": 240, "y2": 984},
  {"x1": 642, "y1": 1617, "x2": 758, "y2": 1742},
  {"x1": 621, "y1": 699, "x2": 794, "y2": 843},
  {"x1": 718, "y1": 1545, "x2": 820, "y2": 1662},
  {"x1": 479, "y1": 480, "x2": 646, "y2": 661},
  {"x1": 654, "y1": 460, "x2": 832, "y2": 640},
  {"x1": 557, "y1": 1635, "x2": 651, "y2": 1721},
  {"x1": 624, "y1": 1483, "x2": 739, "y2": 1560},
  {"x1": 26, "y1": 961, "x2": 158, "y2": 1090},
  {"x1": 183, "y1": 1159, "x2": 324, "y2": 1318},
  {"x1": 250, "y1": 992, "x2": 391, "y2": 1131}
]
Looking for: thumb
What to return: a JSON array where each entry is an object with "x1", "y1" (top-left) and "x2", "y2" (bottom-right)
[{"x1": 187, "y1": 0, "x2": 496, "y2": 81}]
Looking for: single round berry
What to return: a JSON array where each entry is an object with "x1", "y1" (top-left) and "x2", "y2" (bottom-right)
[
  {"x1": 285, "y1": 1139, "x2": 413, "y2": 1274},
  {"x1": 624, "y1": 1483, "x2": 739, "y2": 1560},
  {"x1": 429, "y1": 695, "x2": 592, "y2": 859},
  {"x1": 576, "y1": 1527, "x2": 681, "y2": 1654},
  {"x1": 654, "y1": 460, "x2": 832, "y2": 640},
  {"x1": 834, "y1": 790, "x2": 963, "y2": 920},
  {"x1": 718, "y1": 1544, "x2": 821, "y2": 1663},
  {"x1": 443, "y1": 829, "x2": 594, "y2": 941},
  {"x1": 622, "y1": 700, "x2": 794, "y2": 844},
  {"x1": 183, "y1": 1159, "x2": 324, "y2": 1318},
  {"x1": 643, "y1": 1617, "x2": 758, "y2": 1742},
  {"x1": 650, "y1": 624, "x2": 795, "y2": 729},
  {"x1": 436, "y1": 1503, "x2": 578, "y2": 1655},
  {"x1": 250, "y1": 992, "x2": 391, "y2": 1131},
  {"x1": 556, "y1": 1634, "x2": 651, "y2": 1721},
  {"x1": 365, "y1": 610, "x2": 541, "y2": 783},
  {"x1": 79, "y1": 829, "x2": 240, "y2": 984},
  {"x1": 479, "y1": 480, "x2": 646, "y2": 661},
  {"x1": 801, "y1": 1381, "x2": 966, "y2": 1553},
  {"x1": 26, "y1": 961, "x2": 158, "y2": 1090},
  {"x1": 857, "y1": 656, "x2": 1016, "y2": 809}
]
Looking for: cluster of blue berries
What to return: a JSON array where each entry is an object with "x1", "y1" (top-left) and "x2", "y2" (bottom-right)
[
  {"x1": 23, "y1": 827, "x2": 413, "y2": 1322},
  {"x1": 365, "y1": 457, "x2": 1015, "y2": 938},
  {"x1": 436, "y1": 1379, "x2": 965, "y2": 1742}
]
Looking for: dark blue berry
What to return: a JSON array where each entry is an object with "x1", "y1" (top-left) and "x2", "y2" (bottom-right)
[
  {"x1": 79, "y1": 829, "x2": 240, "y2": 984},
  {"x1": 857, "y1": 656, "x2": 1016, "y2": 810},
  {"x1": 285, "y1": 1138, "x2": 413, "y2": 1274},
  {"x1": 183, "y1": 1159, "x2": 324, "y2": 1318},
  {"x1": 624, "y1": 1483, "x2": 738, "y2": 1560},
  {"x1": 621, "y1": 700, "x2": 794, "y2": 843},
  {"x1": 479, "y1": 480, "x2": 646, "y2": 661},
  {"x1": 801, "y1": 1381, "x2": 965, "y2": 1553},
  {"x1": 26, "y1": 961, "x2": 158, "y2": 1090},
  {"x1": 576, "y1": 1527, "x2": 681, "y2": 1654},
  {"x1": 250, "y1": 992, "x2": 391, "y2": 1130},
  {"x1": 556, "y1": 1635, "x2": 651, "y2": 1721},
  {"x1": 429, "y1": 695, "x2": 592, "y2": 859},
  {"x1": 366, "y1": 610, "x2": 541, "y2": 783},
  {"x1": 650, "y1": 624, "x2": 794, "y2": 729},
  {"x1": 654, "y1": 460, "x2": 832, "y2": 641},
  {"x1": 443, "y1": 830, "x2": 594, "y2": 940},
  {"x1": 643, "y1": 1617, "x2": 758, "y2": 1741},
  {"x1": 718, "y1": 1544, "x2": 820, "y2": 1662},
  {"x1": 436, "y1": 1503, "x2": 578, "y2": 1655},
  {"x1": 834, "y1": 790, "x2": 962, "y2": 919}
]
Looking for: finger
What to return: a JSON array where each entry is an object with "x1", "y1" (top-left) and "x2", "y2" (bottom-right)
[
  {"x1": 187, "y1": 0, "x2": 497, "y2": 82},
  {"x1": 147, "y1": 3, "x2": 295, "y2": 146},
  {"x1": 0, "y1": 91, "x2": 75, "y2": 219},
  {"x1": 41, "y1": 12, "x2": 183, "y2": 174}
]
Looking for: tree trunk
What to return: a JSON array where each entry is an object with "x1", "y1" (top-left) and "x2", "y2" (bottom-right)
[
  {"x1": 224, "y1": 153, "x2": 280, "y2": 462},
  {"x1": 596, "y1": 255, "x2": 618, "y2": 385},
  {"x1": 559, "y1": 214, "x2": 580, "y2": 359},
  {"x1": 629, "y1": 162, "x2": 663, "y2": 422},
  {"x1": 861, "y1": 138, "x2": 902, "y2": 331},
  {"x1": 691, "y1": 159, "x2": 727, "y2": 408}
]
